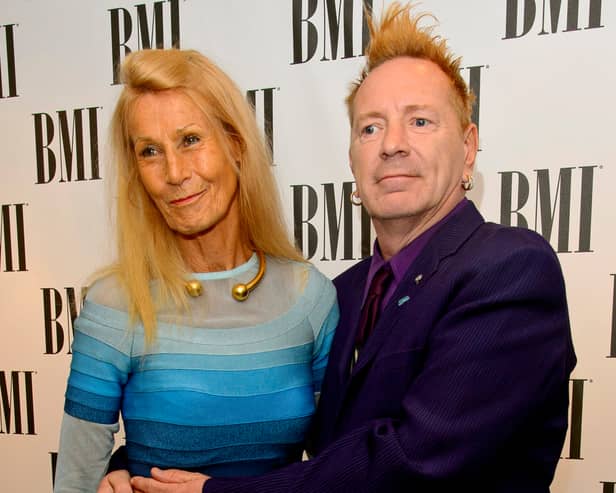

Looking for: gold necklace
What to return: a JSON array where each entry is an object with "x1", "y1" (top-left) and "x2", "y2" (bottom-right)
[{"x1": 185, "y1": 251, "x2": 266, "y2": 301}]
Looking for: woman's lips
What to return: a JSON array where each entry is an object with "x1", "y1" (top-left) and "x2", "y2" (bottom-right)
[{"x1": 169, "y1": 189, "x2": 206, "y2": 206}]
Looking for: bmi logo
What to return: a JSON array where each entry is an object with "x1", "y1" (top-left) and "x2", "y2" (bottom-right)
[
  {"x1": 561, "y1": 378, "x2": 587, "y2": 460},
  {"x1": 292, "y1": 181, "x2": 372, "y2": 261},
  {"x1": 247, "y1": 87, "x2": 278, "y2": 164},
  {"x1": 0, "y1": 24, "x2": 18, "y2": 99},
  {"x1": 33, "y1": 107, "x2": 102, "y2": 184},
  {"x1": 609, "y1": 274, "x2": 616, "y2": 358},
  {"x1": 499, "y1": 165, "x2": 596, "y2": 253},
  {"x1": 292, "y1": 0, "x2": 373, "y2": 64},
  {"x1": 109, "y1": 0, "x2": 181, "y2": 84},
  {"x1": 50, "y1": 452, "x2": 58, "y2": 490},
  {"x1": 504, "y1": 0, "x2": 604, "y2": 39},
  {"x1": 461, "y1": 65, "x2": 486, "y2": 134},
  {"x1": 43, "y1": 287, "x2": 80, "y2": 355},
  {"x1": 0, "y1": 203, "x2": 27, "y2": 272},
  {"x1": 0, "y1": 370, "x2": 36, "y2": 435}
]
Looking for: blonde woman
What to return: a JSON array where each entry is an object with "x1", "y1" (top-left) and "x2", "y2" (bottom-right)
[{"x1": 53, "y1": 48, "x2": 338, "y2": 492}]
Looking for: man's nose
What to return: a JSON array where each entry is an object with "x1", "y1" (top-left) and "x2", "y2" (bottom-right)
[{"x1": 381, "y1": 121, "x2": 410, "y2": 159}]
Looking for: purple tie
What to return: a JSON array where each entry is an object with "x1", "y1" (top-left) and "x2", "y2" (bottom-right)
[{"x1": 355, "y1": 264, "x2": 393, "y2": 352}]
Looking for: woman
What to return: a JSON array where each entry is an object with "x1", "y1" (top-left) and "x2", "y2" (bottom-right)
[{"x1": 53, "y1": 48, "x2": 338, "y2": 492}]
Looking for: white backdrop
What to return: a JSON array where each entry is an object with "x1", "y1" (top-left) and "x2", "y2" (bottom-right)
[{"x1": 0, "y1": 1, "x2": 614, "y2": 491}]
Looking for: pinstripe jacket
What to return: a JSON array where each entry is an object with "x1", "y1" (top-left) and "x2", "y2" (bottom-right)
[{"x1": 207, "y1": 200, "x2": 576, "y2": 492}]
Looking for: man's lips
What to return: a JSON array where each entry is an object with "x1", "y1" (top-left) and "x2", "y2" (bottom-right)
[
  {"x1": 376, "y1": 174, "x2": 417, "y2": 184},
  {"x1": 169, "y1": 189, "x2": 206, "y2": 206}
]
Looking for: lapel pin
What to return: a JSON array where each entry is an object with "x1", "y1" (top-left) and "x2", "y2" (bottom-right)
[
  {"x1": 414, "y1": 274, "x2": 423, "y2": 285},
  {"x1": 398, "y1": 295, "x2": 410, "y2": 306}
]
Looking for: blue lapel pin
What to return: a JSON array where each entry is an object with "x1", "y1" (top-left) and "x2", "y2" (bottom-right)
[{"x1": 398, "y1": 295, "x2": 410, "y2": 306}]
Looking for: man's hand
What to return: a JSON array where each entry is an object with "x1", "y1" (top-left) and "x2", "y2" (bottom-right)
[
  {"x1": 130, "y1": 468, "x2": 209, "y2": 493},
  {"x1": 97, "y1": 469, "x2": 133, "y2": 493}
]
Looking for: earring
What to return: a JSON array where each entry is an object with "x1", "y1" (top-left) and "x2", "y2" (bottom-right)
[
  {"x1": 350, "y1": 190, "x2": 362, "y2": 206},
  {"x1": 461, "y1": 174, "x2": 474, "y2": 191}
]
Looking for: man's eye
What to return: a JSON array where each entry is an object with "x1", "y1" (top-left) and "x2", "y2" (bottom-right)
[
  {"x1": 414, "y1": 118, "x2": 429, "y2": 127},
  {"x1": 362, "y1": 124, "x2": 377, "y2": 136},
  {"x1": 184, "y1": 134, "x2": 200, "y2": 146}
]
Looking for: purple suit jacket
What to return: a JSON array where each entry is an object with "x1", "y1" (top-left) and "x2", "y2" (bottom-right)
[{"x1": 206, "y1": 201, "x2": 576, "y2": 492}]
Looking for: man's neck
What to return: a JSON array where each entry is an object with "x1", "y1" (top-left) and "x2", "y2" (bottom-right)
[{"x1": 373, "y1": 198, "x2": 466, "y2": 260}]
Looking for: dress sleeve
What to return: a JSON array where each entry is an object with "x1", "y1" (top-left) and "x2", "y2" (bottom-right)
[
  {"x1": 54, "y1": 299, "x2": 133, "y2": 491},
  {"x1": 53, "y1": 413, "x2": 119, "y2": 492}
]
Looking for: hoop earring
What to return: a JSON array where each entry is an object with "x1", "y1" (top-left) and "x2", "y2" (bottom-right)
[
  {"x1": 350, "y1": 190, "x2": 362, "y2": 206},
  {"x1": 461, "y1": 174, "x2": 474, "y2": 191}
]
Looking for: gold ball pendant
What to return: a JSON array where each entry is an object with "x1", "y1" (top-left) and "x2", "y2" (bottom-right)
[
  {"x1": 185, "y1": 280, "x2": 203, "y2": 297},
  {"x1": 231, "y1": 283, "x2": 249, "y2": 301}
]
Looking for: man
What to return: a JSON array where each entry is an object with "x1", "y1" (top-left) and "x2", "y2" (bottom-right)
[{"x1": 101, "y1": 3, "x2": 576, "y2": 492}]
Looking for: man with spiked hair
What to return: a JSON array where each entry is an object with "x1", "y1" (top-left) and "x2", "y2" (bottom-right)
[{"x1": 103, "y1": 3, "x2": 575, "y2": 492}]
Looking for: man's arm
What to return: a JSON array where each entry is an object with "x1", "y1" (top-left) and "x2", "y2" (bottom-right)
[{"x1": 133, "y1": 236, "x2": 575, "y2": 493}]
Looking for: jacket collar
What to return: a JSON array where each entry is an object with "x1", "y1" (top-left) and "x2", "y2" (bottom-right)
[{"x1": 349, "y1": 200, "x2": 485, "y2": 375}]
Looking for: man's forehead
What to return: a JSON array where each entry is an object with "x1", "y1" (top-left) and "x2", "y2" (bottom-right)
[
  {"x1": 353, "y1": 58, "x2": 455, "y2": 112},
  {"x1": 361, "y1": 57, "x2": 450, "y2": 91}
]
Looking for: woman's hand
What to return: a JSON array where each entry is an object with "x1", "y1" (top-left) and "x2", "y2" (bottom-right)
[
  {"x1": 131, "y1": 468, "x2": 209, "y2": 493},
  {"x1": 97, "y1": 469, "x2": 133, "y2": 493}
]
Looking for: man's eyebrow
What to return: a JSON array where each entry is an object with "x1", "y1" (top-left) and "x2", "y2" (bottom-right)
[
  {"x1": 356, "y1": 104, "x2": 434, "y2": 119},
  {"x1": 354, "y1": 110, "x2": 385, "y2": 123},
  {"x1": 401, "y1": 104, "x2": 432, "y2": 113}
]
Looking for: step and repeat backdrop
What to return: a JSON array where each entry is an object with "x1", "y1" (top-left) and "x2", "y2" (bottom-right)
[{"x1": 0, "y1": 1, "x2": 614, "y2": 491}]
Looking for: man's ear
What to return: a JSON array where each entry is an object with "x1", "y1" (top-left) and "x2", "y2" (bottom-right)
[{"x1": 462, "y1": 123, "x2": 478, "y2": 173}]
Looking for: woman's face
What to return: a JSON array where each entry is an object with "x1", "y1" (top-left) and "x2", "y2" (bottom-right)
[{"x1": 128, "y1": 90, "x2": 240, "y2": 238}]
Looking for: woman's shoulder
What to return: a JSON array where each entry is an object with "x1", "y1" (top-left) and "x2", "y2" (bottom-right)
[
  {"x1": 82, "y1": 272, "x2": 129, "y2": 312},
  {"x1": 268, "y1": 257, "x2": 334, "y2": 289},
  {"x1": 74, "y1": 272, "x2": 134, "y2": 352},
  {"x1": 271, "y1": 258, "x2": 337, "y2": 316}
]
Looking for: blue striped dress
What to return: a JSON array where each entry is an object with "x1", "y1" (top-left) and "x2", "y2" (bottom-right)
[{"x1": 54, "y1": 255, "x2": 338, "y2": 492}]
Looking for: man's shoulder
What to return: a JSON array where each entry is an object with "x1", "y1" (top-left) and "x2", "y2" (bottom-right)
[
  {"x1": 470, "y1": 222, "x2": 557, "y2": 258},
  {"x1": 333, "y1": 257, "x2": 371, "y2": 290},
  {"x1": 452, "y1": 222, "x2": 564, "y2": 285}
]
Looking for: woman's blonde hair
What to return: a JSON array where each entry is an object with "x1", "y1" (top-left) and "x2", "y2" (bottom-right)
[
  {"x1": 104, "y1": 48, "x2": 303, "y2": 343},
  {"x1": 346, "y1": 2, "x2": 475, "y2": 130}
]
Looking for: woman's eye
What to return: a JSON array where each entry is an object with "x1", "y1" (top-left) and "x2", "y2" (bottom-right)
[
  {"x1": 184, "y1": 134, "x2": 200, "y2": 146},
  {"x1": 140, "y1": 146, "x2": 157, "y2": 157},
  {"x1": 414, "y1": 118, "x2": 429, "y2": 127}
]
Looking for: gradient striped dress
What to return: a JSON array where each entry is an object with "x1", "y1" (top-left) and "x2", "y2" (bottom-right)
[{"x1": 54, "y1": 254, "x2": 338, "y2": 492}]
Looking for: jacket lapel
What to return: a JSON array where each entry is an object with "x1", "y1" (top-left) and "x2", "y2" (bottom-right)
[
  {"x1": 325, "y1": 260, "x2": 371, "y2": 427},
  {"x1": 349, "y1": 201, "x2": 485, "y2": 376},
  {"x1": 338, "y1": 260, "x2": 371, "y2": 365}
]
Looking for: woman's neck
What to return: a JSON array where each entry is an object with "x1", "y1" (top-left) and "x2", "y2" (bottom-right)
[{"x1": 175, "y1": 222, "x2": 252, "y2": 273}]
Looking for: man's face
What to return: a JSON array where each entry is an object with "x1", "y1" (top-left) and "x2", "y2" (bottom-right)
[{"x1": 349, "y1": 57, "x2": 477, "y2": 230}]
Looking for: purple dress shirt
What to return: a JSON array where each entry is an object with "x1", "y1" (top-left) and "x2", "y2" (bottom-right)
[{"x1": 363, "y1": 198, "x2": 469, "y2": 312}]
